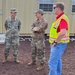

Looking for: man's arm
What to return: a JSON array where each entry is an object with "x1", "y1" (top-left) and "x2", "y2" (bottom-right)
[
  {"x1": 52, "y1": 29, "x2": 67, "y2": 48},
  {"x1": 55, "y1": 29, "x2": 67, "y2": 42},
  {"x1": 40, "y1": 22, "x2": 48, "y2": 30},
  {"x1": 55, "y1": 19, "x2": 68, "y2": 42},
  {"x1": 5, "y1": 20, "x2": 8, "y2": 30},
  {"x1": 18, "y1": 20, "x2": 21, "y2": 31},
  {"x1": 31, "y1": 22, "x2": 35, "y2": 31}
]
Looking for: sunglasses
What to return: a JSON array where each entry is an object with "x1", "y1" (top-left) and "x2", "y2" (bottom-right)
[{"x1": 53, "y1": 6, "x2": 58, "y2": 9}]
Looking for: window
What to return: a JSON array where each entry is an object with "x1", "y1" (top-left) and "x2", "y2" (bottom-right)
[
  {"x1": 72, "y1": 0, "x2": 75, "y2": 12},
  {"x1": 38, "y1": 0, "x2": 54, "y2": 12}
]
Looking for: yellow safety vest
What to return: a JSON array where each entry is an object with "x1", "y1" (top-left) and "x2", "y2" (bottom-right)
[{"x1": 49, "y1": 14, "x2": 70, "y2": 43}]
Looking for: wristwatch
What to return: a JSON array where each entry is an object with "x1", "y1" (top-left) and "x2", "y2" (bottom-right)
[{"x1": 52, "y1": 41, "x2": 58, "y2": 44}]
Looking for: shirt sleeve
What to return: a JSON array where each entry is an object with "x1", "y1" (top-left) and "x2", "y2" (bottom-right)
[
  {"x1": 31, "y1": 22, "x2": 35, "y2": 30},
  {"x1": 59, "y1": 19, "x2": 68, "y2": 30},
  {"x1": 40, "y1": 22, "x2": 48, "y2": 30}
]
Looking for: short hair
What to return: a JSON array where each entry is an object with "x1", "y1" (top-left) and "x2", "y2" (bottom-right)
[{"x1": 55, "y1": 2, "x2": 64, "y2": 11}]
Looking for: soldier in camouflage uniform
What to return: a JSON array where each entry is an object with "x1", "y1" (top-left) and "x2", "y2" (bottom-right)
[
  {"x1": 3, "y1": 8, "x2": 21, "y2": 63},
  {"x1": 28, "y1": 9, "x2": 48, "y2": 70}
]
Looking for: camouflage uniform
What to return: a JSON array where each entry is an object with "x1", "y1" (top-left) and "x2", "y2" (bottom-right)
[
  {"x1": 4, "y1": 16, "x2": 21, "y2": 60},
  {"x1": 31, "y1": 18, "x2": 48, "y2": 65}
]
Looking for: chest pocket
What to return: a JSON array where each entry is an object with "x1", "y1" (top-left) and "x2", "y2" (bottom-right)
[
  {"x1": 12, "y1": 22, "x2": 19, "y2": 29},
  {"x1": 7, "y1": 20, "x2": 19, "y2": 30},
  {"x1": 50, "y1": 20, "x2": 60, "y2": 38}
]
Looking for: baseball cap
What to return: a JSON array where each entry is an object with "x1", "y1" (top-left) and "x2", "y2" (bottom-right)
[
  {"x1": 10, "y1": 8, "x2": 17, "y2": 13},
  {"x1": 35, "y1": 9, "x2": 44, "y2": 15}
]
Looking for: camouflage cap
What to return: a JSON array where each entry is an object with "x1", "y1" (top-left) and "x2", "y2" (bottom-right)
[
  {"x1": 35, "y1": 9, "x2": 44, "y2": 15},
  {"x1": 10, "y1": 8, "x2": 17, "y2": 13}
]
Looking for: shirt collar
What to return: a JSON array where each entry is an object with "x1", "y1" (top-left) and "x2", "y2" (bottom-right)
[
  {"x1": 56, "y1": 12, "x2": 64, "y2": 19},
  {"x1": 37, "y1": 18, "x2": 43, "y2": 22}
]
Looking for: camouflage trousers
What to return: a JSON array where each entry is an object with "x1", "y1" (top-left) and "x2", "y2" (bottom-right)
[
  {"x1": 4, "y1": 36, "x2": 19, "y2": 58},
  {"x1": 31, "y1": 38, "x2": 46, "y2": 65}
]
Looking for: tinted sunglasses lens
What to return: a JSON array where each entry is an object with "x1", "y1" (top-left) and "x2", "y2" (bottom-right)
[
  {"x1": 54, "y1": 6, "x2": 57, "y2": 9},
  {"x1": 54, "y1": 7, "x2": 56, "y2": 9}
]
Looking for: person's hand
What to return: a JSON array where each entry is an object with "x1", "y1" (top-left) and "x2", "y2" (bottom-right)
[
  {"x1": 51, "y1": 41, "x2": 57, "y2": 48},
  {"x1": 32, "y1": 27, "x2": 40, "y2": 31},
  {"x1": 52, "y1": 43, "x2": 57, "y2": 48}
]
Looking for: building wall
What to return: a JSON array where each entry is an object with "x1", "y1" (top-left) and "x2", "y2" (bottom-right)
[
  {"x1": 2, "y1": 0, "x2": 38, "y2": 36},
  {"x1": 0, "y1": 0, "x2": 75, "y2": 36},
  {"x1": 0, "y1": 0, "x2": 2, "y2": 33}
]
